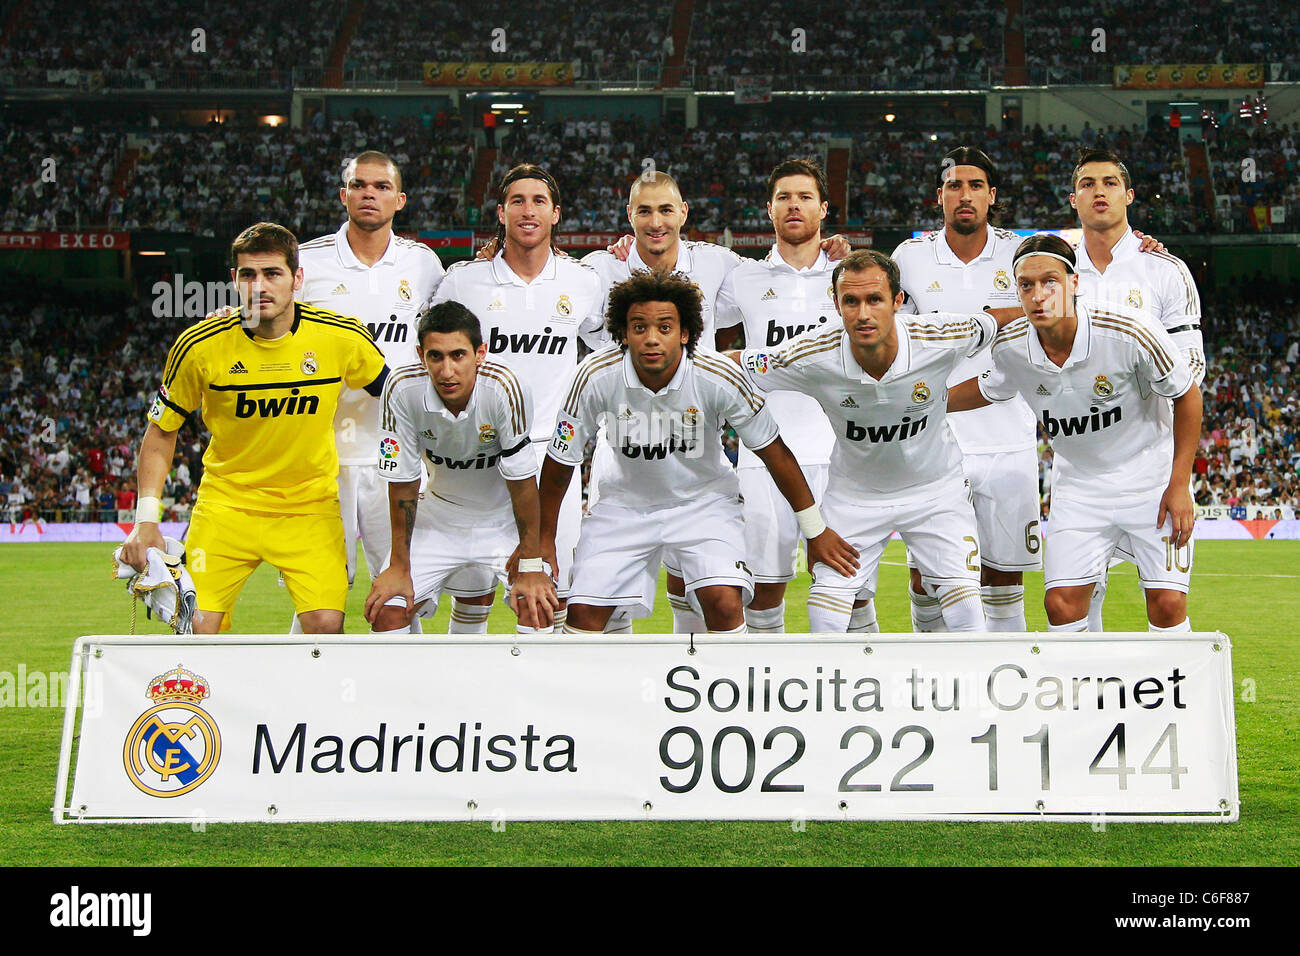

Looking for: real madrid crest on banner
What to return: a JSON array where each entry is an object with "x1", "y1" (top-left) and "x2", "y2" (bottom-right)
[
  {"x1": 122, "y1": 665, "x2": 221, "y2": 798},
  {"x1": 556, "y1": 294, "x2": 572, "y2": 316},
  {"x1": 301, "y1": 351, "x2": 318, "y2": 375},
  {"x1": 911, "y1": 381, "x2": 931, "y2": 404},
  {"x1": 398, "y1": 279, "x2": 412, "y2": 302},
  {"x1": 1093, "y1": 374, "x2": 1114, "y2": 397},
  {"x1": 1126, "y1": 288, "x2": 1143, "y2": 309},
  {"x1": 994, "y1": 269, "x2": 1011, "y2": 291}
]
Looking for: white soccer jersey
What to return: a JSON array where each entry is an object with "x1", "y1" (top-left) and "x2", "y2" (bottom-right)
[
  {"x1": 299, "y1": 223, "x2": 446, "y2": 464},
  {"x1": 582, "y1": 240, "x2": 742, "y2": 347},
  {"x1": 548, "y1": 345, "x2": 778, "y2": 509},
  {"x1": 740, "y1": 311, "x2": 997, "y2": 499},
  {"x1": 892, "y1": 226, "x2": 1035, "y2": 453},
  {"x1": 978, "y1": 302, "x2": 1194, "y2": 503},
  {"x1": 1073, "y1": 229, "x2": 1204, "y2": 382},
  {"x1": 377, "y1": 360, "x2": 537, "y2": 519},
  {"x1": 432, "y1": 251, "x2": 605, "y2": 442},
  {"x1": 715, "y1": 246, "x2": 838, "y2": 466}
]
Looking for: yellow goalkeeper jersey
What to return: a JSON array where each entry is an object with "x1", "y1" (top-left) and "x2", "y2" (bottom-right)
[{"x1": 148, "y1": 303, "x2": 388, "y2": 514}]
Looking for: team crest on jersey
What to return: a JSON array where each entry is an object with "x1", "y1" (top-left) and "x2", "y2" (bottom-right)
[
  {"x1": 994, "y1": 270, "x2": 1012, "y2": 291},
  {"x1": 911, "y1": 381, "x2": 931, "y2": 404},
  {"x1": 826, "y1": 284, "x2": 834, "y2": 301},
  {"x1": 123, "y1": 665, "x2": 221, "y2": 799},
  {"x1": 745, "y1": 352, "x2": 770, "y2": 374},
  {"x1": 1126, "y1": 288, "x2": 1143, "y2": 309},
  {"x1": 1093, "y1": 375, "x2": 1114, "y2": 398},
  {"x1": 398, "y1": 279, "x2": 412, "y2": 302},
  {"x1": 301, "y1": 351, "x2": 318, "y2": 375},
  {"x1": 682, "y1": 406, "x2": 699, "y2": 426},
  {"x1": 380, "y1": 438, "x2": 400, "y2": 459},
  {"x1": 479, "y1": 424, "x2": 497, "y2": 444},
  {"x1": 556, "y1": 294, "x2": 572, "y2": 316},
  {"x1": 488, "y1": 296, "x2": 505, "y2": 312}
]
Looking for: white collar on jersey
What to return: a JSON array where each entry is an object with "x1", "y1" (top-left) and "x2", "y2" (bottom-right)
[
  {"x1": 490, "y1": 248, "x2": 558, "y2": 286},
  {"x1": 765, "y1": 244, "x2": 830, "y2": 275},
  {"x1": 933, "y1": 224, "x2": 999, "y2": 266},
  {"x1": 838, "y1": 318, "x2": 913, "y2": 383},
  {"x1": 1073, "y1": 228, "x2": 1140, "y2": 274},
  {"x1": 422, "y1": 373, "x2": 480, "y2": 420},
  {"x1": 1024, "y1": 301, "x2": 1095, "y2": 370},
  {"x1": 334, "y1": 221, "x2": 399, "y2": 271},
  {"x1": 621, "y1": 347, "x2": 690, "y2": 394},
  {"x1": 628, "y1": 240, "x2": 694, "y2": 275}
]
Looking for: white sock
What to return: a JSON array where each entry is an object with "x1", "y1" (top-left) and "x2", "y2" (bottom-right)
[
  {"x1": 936, "y1": 583, "x2": 987, "y2": 631},
  {"x1": 982, "y1": 585, "x2": 1026, "y2": 632},
  {"x1": 709, "y1": 621, "x2": 747, "y2": 635},
  {"x1": 667, "y1": 592, "x2": 706, "y2": 633},
  {"x1": 909, "y1": 586, "x2": 944, "y2": 632},
  {"x1": 449, "y1": 600, "x2": 490, "y2": 634},
  {"x1": 1148, "y1": 617, "x2": 1191, "y2": 632},
  {"x1": 553, "y1": 606, "x2": 567, "y2": 632},
  {"x1": 604, "y1": 608, "x2": 633, "y2": 634},
  {"x1": 562, "y1": 622, "x2": 602, "y2": 635},
  {"x1": 288, "y1": 614, "x2": 304, "y2": 634},
  {"x1": 515, "y1": 623, "x2": 554, "y2": 634},
  {"x1": 807, "y1": 588, "x2": 853, "y2": 633},
  {"x1": 744, "y1": 601, "x2": 785, "y2": 633},
  {"x1": 1048, "y1": 617, "x2": 1089, "y2": 632},
  {"x1": 848, "y1": 600, "x2": 880, "y2": 633},
  {"x1": 1088, "y1": 579, "x2": 1107, "y2": 631}
]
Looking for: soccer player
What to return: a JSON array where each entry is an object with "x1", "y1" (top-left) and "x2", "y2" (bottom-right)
[
  {"x1": 715, "y1": 158, "x2": 867, "y2": 633},
  {"x1": 735, "y1": 249, "x2": 1014, "y2": 633},
  {"x1": 540, "y1": 270, "x2": 857, "y2": 634},
  {"x1": 296, "y1": 151, "x2": 446, "y2": 612},
  {"x1": 948, "y1": 235, "x2": 1202, "y2": 631},
  {"x1": 1069, "y1": 148, "x2": 1204, "y2": 629},
  {"x1": 891, "y1": 147, "x2": 1039, "y2": 633},
  {"x1": 363, "y1": 302, "x2": 558, "y2": 633},
  {"x1": 122, "y1": 222, "x2": 388, "y2": 633},
  {"x1": 430, "y1": 164, "x2": 605, "y2": 633}
]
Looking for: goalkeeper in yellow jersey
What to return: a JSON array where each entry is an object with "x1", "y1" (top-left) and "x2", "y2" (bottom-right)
[{"x1": 122, "y1": 222, "x2": 389, "y2": 633}]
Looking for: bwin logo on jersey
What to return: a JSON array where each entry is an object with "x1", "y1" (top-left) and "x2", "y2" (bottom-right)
[
  {"x1": 123, "y1": 665, "x2": 221, "y2": 798},
  {"x1": 234, "y1": 388, "x2": 321, "y2": 418},
  {"x1": 425, "y1": 450, "x2": 501, "y2": 469},
  {"x1": 488, "y1": 326, "x2": 567, "y2": 355},
  {"x1": 765, "y1": 316, "x2": 830, "y2": 346},
  {"x1": 845, "y1": 416, "x2": 928, "y2": 443},
  {"x1": 1040, "y1": 405, "x2": 1122, "y2": 437},
  {"x1": 366, "y1": 315, "x2": 409, "y2": 344}
]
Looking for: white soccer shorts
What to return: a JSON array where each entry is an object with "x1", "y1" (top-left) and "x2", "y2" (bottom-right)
[
  {"x1": 1044, "y1": 492, "x2": 1194, "y2": 594},
  {"x1": 737, "y1": 463, "x2": 830, "y2": 582},
  {"x1": 382, "y1": 507, "x2": 518, "y2": 613},
  {"x1": 815, "y1": 476, "x2": 983, "y2": 595},
  {"x1": 568, "y1": 494, "x2": 753, "y2": 617},
  {"x1": 443, "y1": 440, "x2": 581, "y2": 599}
]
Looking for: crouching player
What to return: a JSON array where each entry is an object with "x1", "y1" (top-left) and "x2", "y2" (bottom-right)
[
  {"x1": 365, "y1": 302, "x2": 559, "y2": 633},
  {"x1": 948, "y1": 235, "x2": 1202, "y2": 631},
  {"x1": 540, "y1": 270, "x2": 857, "y2": 634}
]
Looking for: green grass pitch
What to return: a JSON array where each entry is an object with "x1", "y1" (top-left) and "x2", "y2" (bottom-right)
[{"x1": 1, "y1": 540, "x2": 1296, "y2": 866}]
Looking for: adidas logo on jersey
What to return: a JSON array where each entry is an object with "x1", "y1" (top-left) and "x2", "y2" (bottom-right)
[
  {"x1": 421, "y1": 428, "x2": 436, "y2": 441},
  {"x1": 331, "y1": 284, "x2": 347, "y2": 296},
  {"x1": 926, "y1": 281, "x2": 942, "y2": 292},
  {"x1": 840, "y1": 396, "x2": 859, "y2": 408},
  {"x1": 229, "y1": 361, "x2": 249, "y2": 374},
  {"x1": 1036, "y1": 384, "x2": 1050, "y2": 395},
  {"x1": 761, "y1": 288, "x2": 777, "y2": 300}
]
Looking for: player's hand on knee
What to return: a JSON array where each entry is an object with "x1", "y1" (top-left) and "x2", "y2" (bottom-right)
[
  {"x1": 364, "y1": 568, "x2": 414, "y2": 625},
  {"x1": 1158, "y1": 483, "x2": 1195, "y2": 549},
  {"x1": 509, "y1": 572, "x2": 559, "y2": 627},
  {"x1": 820, "y1": 234, "x2": 852, "y2": 261},
  {"x1": 807, "y1": 528, "x2": 860, "y2": 579},
  {"x1": 121, "y1": 522, "x2": 166, "y2": 572}
]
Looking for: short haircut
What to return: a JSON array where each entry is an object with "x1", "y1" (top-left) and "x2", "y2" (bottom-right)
[
  {"x1": 605, "y1": 270, "x2": 705, "y2": 355},
  {"x1": 766, "y1": 158, "x2": 828, "y2": 205},
  {"x1": 1011, "y1": 233, "x2": 1077, "y2": 274},
  {"x1": 418, "y1": 300, "x2": 483, "y2": 351},
  {"x1": 343, "y1": 150, "x2": 403, "y2": 192},
  {"x1": 832, "y1": 249, "x2": 901, "y2": 299},
  {"x1": 230, "y1": 221, "x2": 298, "y2": 272},
  {"x1": 1072, "y1": 148, "x2": 1132, "y2": 191},
  {"x1": 495, "y1": 163, "x2": 562, "y2": 249},
  {"x1": 628, "y1": 171, "x2": 683, "y2": 204},
  {"x1": 936, "y1": 145, "x2": 999, "y2": 191}
]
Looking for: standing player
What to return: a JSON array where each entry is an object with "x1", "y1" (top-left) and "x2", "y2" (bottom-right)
[
  {"x1": 713, "y1": 158, "x2": 859, "y2": 633},
  {"x1": 296, "y1": 151, "x2": 446, "y2": 624},
  {"x1": 891, "y1": 147, "x2": 1039, "y2": 633},
  {"x1": 1069, "y1": 148, "x2": 1205, "y2": 629},
  {"x1": 540, "y1": 270, "x2": 857, "y2": 633},
  {"x1": 949, "y1": 235, "x2": 1201, "y2": 631},
  {"x1": 735, "y1": 250, "x2": 1015, "y2": 633},
  {"x1": 364, "y1": 302, "x2": 558, "y2": 633},
  {"x1": 122, "y1": 223, "x2": 388, "y2": 633},
  {"x1": 430, "y1": 164, "x2": 605, "y2": 633}
]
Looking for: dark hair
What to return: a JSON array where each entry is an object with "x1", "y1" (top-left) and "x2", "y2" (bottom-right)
[
  {"x1": 1011, "y1": 234, "x2": 1077, "y2": 274},
  {"x1": 344, "y1": 150, "x2": 403, "y2": 192},
  {"x1": 936, "y1": 145, "x2": 999, "y2": 191},
  {"x1": 766, "y1": 158, "x2": 828, "y2": 205},
  {"x1": 495, "y1": 163, "x2": 562, "y2": 250},
  {"x1": 418, "y1": 300, "x2": 482, "y2": 351},
  {"x1": 1072, "y1": 148, "x2": 1132, "y2": 191},
  {"x1": 605, "y1": 270, "x2": 705, "y2": 355},
  {"x1": 831, "y1": 249, "x2": 901, "y2": 299},
  {"x1": 230, "y1": 221, "x2": 298, "y2": 272}
]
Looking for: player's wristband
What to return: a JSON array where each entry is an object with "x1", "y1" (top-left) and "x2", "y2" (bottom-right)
[
  {"x1": 135, "y1": 496, "x2": 162, "y2": 524},
  {"x1": 519, "y1": 557, "x2": 546, "y2": 573},
  {"x1": 795, "y1": 505, "x2": 826, "y2": 540}
]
